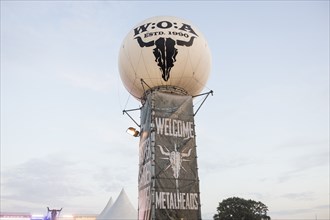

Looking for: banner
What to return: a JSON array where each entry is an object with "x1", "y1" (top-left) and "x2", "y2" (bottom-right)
[{"x1": 138, "y1": 90, "x2": 201, "y2": 220}]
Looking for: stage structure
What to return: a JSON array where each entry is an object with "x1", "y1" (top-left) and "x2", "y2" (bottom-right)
[
  {"x1": 119, "y1": 16, "x2": 212, "y2": 220},
  {"x1": 45, "y1": 207, "x2": 62, "y2": 220}
]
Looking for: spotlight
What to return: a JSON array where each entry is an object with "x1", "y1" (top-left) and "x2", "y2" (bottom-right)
[{"x1": 126, "y1": 127, "x2": 139, "y2": 137}]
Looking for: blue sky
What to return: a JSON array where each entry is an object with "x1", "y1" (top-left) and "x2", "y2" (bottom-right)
[{"x1": 1, "y1": 1, "x2": 329, "y2": 219}]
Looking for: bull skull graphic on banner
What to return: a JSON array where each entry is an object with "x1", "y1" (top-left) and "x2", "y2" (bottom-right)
[{"x1": 157, "y1": 144, "x2": 192, "y2": 179}]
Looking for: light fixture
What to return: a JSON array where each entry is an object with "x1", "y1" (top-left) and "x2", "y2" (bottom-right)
[{"x1": 126, "y1": 127, "x2": 140, "y2": 137}]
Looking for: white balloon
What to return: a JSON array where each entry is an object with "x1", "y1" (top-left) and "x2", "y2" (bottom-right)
[{"x1": 118, "y1": 16, "x2": 211, "y2": 100}]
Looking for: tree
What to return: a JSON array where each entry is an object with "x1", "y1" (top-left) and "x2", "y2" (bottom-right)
[{"x1": 213, "y1": 197, "x2": 271, "y2": 220}]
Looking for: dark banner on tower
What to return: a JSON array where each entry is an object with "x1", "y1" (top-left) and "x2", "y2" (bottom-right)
[
  {"x1": 153, "y1": 91, "x2": 201, "y2": 220},
  {"x1": 138, "y1": 90, "x2": 201, "y2": 220}
]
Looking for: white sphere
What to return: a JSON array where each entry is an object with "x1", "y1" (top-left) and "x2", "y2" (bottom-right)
[{"x1": 118, "y1": 16, "x2": 211, "y2": 100}]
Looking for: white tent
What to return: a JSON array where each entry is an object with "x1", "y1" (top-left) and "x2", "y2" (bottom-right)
[
  {"x1": 97, "y1": 189, "x2": 137, "y2": 220},
  {"x1": 97, "y1": 197, "x2": 113, "y2": 220}
]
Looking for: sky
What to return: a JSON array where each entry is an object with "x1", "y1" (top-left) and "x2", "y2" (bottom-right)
[{"x1": 0, "y1": 1, "x2": 329, "y2": 219}]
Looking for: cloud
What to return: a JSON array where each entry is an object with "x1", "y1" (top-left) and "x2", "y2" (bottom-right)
[
  {"x1": 270, "y1": 204, "x2": 329, "y2": 219},
  {"x1": 199, "y1": 154, "x2": 259, "y2": 175},
  {"x1": 1, "y1": 153, "x2": 137, "y2": 213},
  {"x1": 270, "y1": 208, "x2": 314, "y2": 217},
  {"x1": 277, "y1": 150, "x2": 329, "y2": 183},
  {"x1": 246, "y1": 192, "x2": 271, "y2": 201},
  {"x1": 313, "y1": 204, "x2": 329, "y2": 210},
  {"x1": 93, "y1": 166, "x2": 136, "y2": 193},
  {"x1": 1, "y1": 155, "x2": 91, "y2": 209},
  {"x1": 277, "y1": 138, "x2": 329, "y2": 151},
  {"x1": 281, "y1": 192, "x2": 315, "y2": 201}
]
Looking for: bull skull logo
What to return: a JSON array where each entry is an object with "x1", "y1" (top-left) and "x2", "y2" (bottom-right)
[
  {"x1": 157, "y1": 144, "x2": 192, "y2": 179},
  {"x1": 135, "y1": 36, "x2": 196, "y2": 81}
]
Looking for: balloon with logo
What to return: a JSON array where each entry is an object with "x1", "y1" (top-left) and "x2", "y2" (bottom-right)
[{"x1": 118, "y1": 16, "x2": 212, "y2": 100}]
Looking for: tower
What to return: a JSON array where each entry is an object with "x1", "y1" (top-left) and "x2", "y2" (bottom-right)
[{"x1": 118, "y1": 16, "x2": 211, "y2": 220}]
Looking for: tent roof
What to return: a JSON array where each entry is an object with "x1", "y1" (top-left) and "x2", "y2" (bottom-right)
[
  {"x1": 97, "y1": 197, "x2": 113, "y2": 219},
  {"x1": 98, "y1": 189, "x2": 137, "y2": 220}
]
